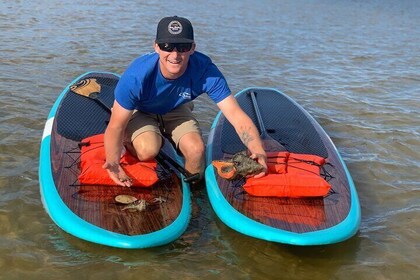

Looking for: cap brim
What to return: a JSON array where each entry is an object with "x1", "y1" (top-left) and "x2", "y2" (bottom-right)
[{"x1": 155, "y1": 38, "x2": 194, "y2": 44}]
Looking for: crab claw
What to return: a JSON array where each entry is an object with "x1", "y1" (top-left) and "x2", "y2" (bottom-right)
[{"x1": 212, "y1": 160, "x2": 237, "y2": 180}]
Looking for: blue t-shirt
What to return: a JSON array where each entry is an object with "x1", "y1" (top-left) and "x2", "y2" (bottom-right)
[{"x1": 115, "y1": 51, "x2": 231, "y2": 114}]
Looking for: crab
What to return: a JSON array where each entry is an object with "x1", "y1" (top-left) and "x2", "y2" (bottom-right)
[
  {"x1": 212, "y1": 151, "x2": 265, "y2": 180},
  {"x1": 121, "y1": 199, "x2": 147, "y2": 212},
  {"x1": 152, "y1": 197, "x2": 167, "y2": 204}
]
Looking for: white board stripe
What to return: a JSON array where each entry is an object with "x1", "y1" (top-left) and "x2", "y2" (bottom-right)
[{"x1": 42, "y1": 117, "x2": 54, "y2": 141}]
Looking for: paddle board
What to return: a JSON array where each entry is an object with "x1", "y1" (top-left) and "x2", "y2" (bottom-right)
[
  {"x1": 205, "y1": 87, "x2": 360, "y2": 245},
  {"x1": 39, "y1": 72, "x2": 191, "y2": 249}
]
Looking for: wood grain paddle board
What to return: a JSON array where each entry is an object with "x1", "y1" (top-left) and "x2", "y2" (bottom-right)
[
  {"x1": 205, "y1": 87, "x2": 360, "y2": 245},
  {"x1": 39, "y1": 72, "x2": 191, "y2": 248}
]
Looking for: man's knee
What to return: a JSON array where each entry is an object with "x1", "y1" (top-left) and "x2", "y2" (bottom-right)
[
  {"x1": 135, "y1": 146, "x2": 159, "y2": 161},
  {"x1": 185, "y1": 142, "x2": 205, "y2": 160},
  {"x1": 179, "y1": 133, "x2": 205, "y2": 160},
  {"x1": 131, "y1": 132, "x2": 162, "y2": 161}
]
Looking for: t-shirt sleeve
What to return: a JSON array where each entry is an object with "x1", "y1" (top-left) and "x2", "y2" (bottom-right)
[
  {"x1": 203, "y1": 64, "x2": 231, "y2": 103},
  {"x1": 114, "y1": 70, "x2": 141, "y2": 111}
]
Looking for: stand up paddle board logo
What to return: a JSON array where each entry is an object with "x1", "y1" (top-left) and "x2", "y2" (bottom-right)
[
  {"x1": 168, "y1": 21, "x2": 183, "y2": 34},
  {"x1": 70, "y1": 78, "x2": 101, "y2": 98}
]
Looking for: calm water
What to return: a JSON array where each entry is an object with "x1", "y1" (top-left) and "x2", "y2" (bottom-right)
[{"x1": 1, "y1": 0, "x2": 419, "y2": 279}]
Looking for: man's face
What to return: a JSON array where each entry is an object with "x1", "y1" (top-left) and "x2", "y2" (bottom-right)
[{"x1": 154, "y1": 42, "x2": 195, "y2": 80}]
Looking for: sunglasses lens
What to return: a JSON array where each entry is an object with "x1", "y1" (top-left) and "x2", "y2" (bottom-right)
[
  {"x1": 158, "y1": 43, "x2": 174, "y2": 52},
  {"x1": 177, "y1": 43, "x2": 192, "y2": 52},
  {"x1": 158, "y1": 43, "x2": 192, "y2": 53}
]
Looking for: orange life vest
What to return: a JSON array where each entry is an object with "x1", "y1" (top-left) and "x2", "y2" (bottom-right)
[
  {"x1": 266, "y1": 151, "x2": 289, "y2": 174},
  {"x1": 78, "y1": 134, "x2": 159, "y2": 187},
  {"x1": 287, "y1": 153, "x2": 325, "y2": 175},
  {"x1": 243, "y1": 173, "x2": 330, "y2": 198},
  {"x1": 243, "y1": 152, "x2": 331, "y2": 198}
]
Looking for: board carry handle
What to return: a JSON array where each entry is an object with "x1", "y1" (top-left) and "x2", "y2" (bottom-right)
[{"x1": 249, "y1": 91, "x2": 287, "y2": 152}]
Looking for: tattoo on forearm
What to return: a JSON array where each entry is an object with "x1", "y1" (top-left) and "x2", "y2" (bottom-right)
[{"x1": 240, "y1": 127, "x2": 254, "y2": 147}]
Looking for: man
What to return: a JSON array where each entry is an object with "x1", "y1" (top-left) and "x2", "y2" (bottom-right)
[{"x1": 103, "y1": 16, "x2": 267, "y2": 187}]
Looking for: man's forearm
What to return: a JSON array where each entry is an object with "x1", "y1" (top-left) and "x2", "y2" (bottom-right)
[
  {"x1": 104, "y1": 126, "x2": 125, "y2": 165},
  {"x1": 236, "y1": 119, "x2": 265, "y2": 156}
]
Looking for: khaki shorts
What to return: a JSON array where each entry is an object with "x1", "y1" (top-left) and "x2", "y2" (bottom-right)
[{"x1": 125, "y1": 103, "x2": 201, "y2": 148}]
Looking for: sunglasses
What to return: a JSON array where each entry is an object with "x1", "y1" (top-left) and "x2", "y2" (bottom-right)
[{"x1": 158, "y1": 43, "x2": 193, "y2": 53}]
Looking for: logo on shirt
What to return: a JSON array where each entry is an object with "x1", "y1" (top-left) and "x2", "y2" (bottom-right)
[
  {"x1": 168, "y1": 21, "x2": 183, "y2": 35},
  {"x1": 179, "y1": 91, "x2": 191, "y2": 99}
]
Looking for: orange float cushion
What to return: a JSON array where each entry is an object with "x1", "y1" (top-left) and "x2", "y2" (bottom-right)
[{"x1": 78, "y1": 134, "x2": 158, "y2": 187}]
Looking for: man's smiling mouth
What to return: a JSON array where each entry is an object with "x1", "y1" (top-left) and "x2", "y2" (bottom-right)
[{"x1": 168, "y1": 59, "x2": 181, "y2": 64}]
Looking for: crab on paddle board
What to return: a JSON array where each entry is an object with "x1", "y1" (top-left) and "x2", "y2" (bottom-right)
[{"x1": 212, "y1": 151, "x2": 265, "y2": 180}]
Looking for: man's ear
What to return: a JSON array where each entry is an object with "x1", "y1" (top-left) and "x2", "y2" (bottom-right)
[
  {"x1": 154, "y1": 42, "x2": 160, "y2": 53},
  {"x1": 190, "y1": 43, "x2": 196, "y2": 54}
]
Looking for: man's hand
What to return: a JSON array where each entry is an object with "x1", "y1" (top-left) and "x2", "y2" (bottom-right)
[
  {"x1": 250, "y1": 153, "x2": 267, "y2": 178},
  {"x1": 217, "y1": 95, "x2": 268, "y2": 179},
  {"x1": 102, "y1": 162, "x2": 133, "y2": 187}
]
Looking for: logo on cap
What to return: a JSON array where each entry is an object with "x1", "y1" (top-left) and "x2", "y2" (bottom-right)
[{"x1": 168, "y1": 21, "x2": 183, "y2": 35}]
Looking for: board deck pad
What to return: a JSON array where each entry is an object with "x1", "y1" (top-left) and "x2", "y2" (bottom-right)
[
  {"x1": 56, "y1": 73, "x2": 117, "y2": 141},
  {"x1": 40, "y1": 72, "x2": 191, "y2": 248},
  {"x1": 221, "y1": 89, "x2": 328, "y2": 157},
  {"x1": 206, "y1": 87, "x2": 360, "y2": 245}
]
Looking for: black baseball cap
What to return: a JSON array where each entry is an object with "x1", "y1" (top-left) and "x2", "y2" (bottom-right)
[{"x1": 155, "y1": 16, "x2": 194, "y2": 43}]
